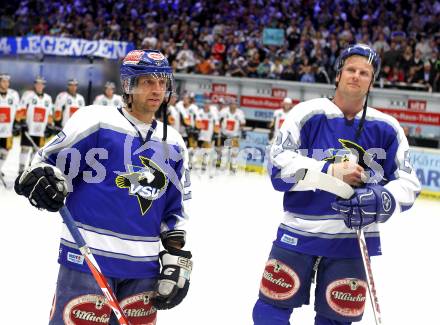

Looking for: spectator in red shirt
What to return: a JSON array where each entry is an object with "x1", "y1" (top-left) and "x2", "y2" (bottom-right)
[{"x1": 212, "y1": 35, "x2": 226, "y2": 63}]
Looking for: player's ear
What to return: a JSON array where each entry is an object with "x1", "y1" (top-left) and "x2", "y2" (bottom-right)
[{"x1": 335, "y1": 72, "x2": 341, "y2": 86}]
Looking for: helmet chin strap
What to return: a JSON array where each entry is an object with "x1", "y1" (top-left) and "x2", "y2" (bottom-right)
[
  {"x1": 161, "y1": 91, "x2": 173, "y2": 141},
  {"x1": 355, "y1": 79, "x2": 373, "y2": 140},
  {"x1": 122, "y1": 93, "x2": 133, "y2": 111}
]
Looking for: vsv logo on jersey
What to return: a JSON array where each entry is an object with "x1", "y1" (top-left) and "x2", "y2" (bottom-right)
[
  {"x1": 324, "y1": 139, "x2": 373, "y2": 170},
  {"x1": 115, "y1": 156, "x2": 167, "y2": 215},
  {"x1": 323, "y1": 138, "x2": 386, "y2": 183}
]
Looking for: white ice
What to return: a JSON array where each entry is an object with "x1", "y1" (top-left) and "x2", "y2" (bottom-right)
[{"x1": 1, "y1": 138, "x2": 439, "y2": 324}]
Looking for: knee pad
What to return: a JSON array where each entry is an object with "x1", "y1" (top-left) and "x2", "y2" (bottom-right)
[
  {"x1": 120, "y1": 292, "x2": 157, "y2": 325},
  {"x1": 253, "y1": 299, "x2": 292, "y2": 325}
]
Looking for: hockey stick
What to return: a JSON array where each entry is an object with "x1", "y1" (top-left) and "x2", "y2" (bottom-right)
[
  {"x1": 59, "y1": 206, "x2": 131, "y2": 325},
  {"x1": 23, "y1": 131, "x2": 39, "y2": 151},
  {"x1": 292, "y1": 169, "x2": 383, "y2": 324},
  {"x1": 22, "y1": 131, "x2": 42, "y2": 171},
  {"x1": 356, "y1": 228, "x2": 382, "y2": 324}
]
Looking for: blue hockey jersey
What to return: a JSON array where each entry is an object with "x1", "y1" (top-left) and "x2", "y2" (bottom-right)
[
  {"x1": 269, "y1": 98, "x2": 420, "y2": 258},
  {"x1": 34, "y1": 105, "x2": 190, "y2": 279}
]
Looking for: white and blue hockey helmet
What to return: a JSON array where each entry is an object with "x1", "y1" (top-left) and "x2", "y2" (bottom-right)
[
  {"x1": 0, "y1": 73, "x2": 10, "y2": 81},
  {"x1": 104, "y1": 81, "x2": 115, "y2": 89},
  {"x1": 34, "y1": 75, "x2": 47, "y2": 84},
  {"x1": 336, "y1": 43, "x2": 381, "y2": 81},
  {"x1": 120, "y1": 49, "x2": 175, "y2": 98}
]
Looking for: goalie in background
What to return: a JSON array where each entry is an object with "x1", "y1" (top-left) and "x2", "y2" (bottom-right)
[{"x1": 252, "y1": 44, "x2": 420, "y2": 325}]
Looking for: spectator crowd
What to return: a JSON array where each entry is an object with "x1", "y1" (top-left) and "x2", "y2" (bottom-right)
[{"x1": 1, "y1": 0, "x2": 439, "y2": 91}]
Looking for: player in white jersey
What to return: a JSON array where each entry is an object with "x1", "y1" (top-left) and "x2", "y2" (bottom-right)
[
  {"x1": 168, "y1": 93, "x2": 186, "y2": 130},
  {"x1": 197, "y1": 101, "x2": 219, "y2": 145},
  {"x1": 7, "y1": 82, "x2": 20, "y2": 112},
  {"x1": 269, "y1": 97, "x2": 293, "y2": 142},
  {"x1": 218, "y1": 99, "x2": 246, "y2": 172},
  {"x1": 54, "y1": 78, "x2": 85, "y2": 127},
  {"x1": 18, "y1": 88, "x2": 36, "y2": 123},
  {"x1": 217, "y1": 97, "x2": 229, "y2": 114},
  {"x1": 15, "y1": 49, "x2": 192, "y2": 324},
  {"x1": 175, "y1": 94, "x2": 200, "y2": 168},
  {"x1": 253, "y1": 44, "x2": 421, "y2": 325},
  {"x1": 210, "y1": 103, "x2": 219, "y2": 121},
  {"x1": 0, "y1": 73, "x2": 20, "y2": 183},
  {"x1": 18, "y1": 76, "x2": 53, "y2": 173},
  {"x1": 93, "y1": 81, "x2": 124, "y2": 107},
  {"x1": 194, "y1": 101, "x2": 219, "y2": 171},
  {"x1": 175, "y1": 94, "x2": 199, "y2": 142}
]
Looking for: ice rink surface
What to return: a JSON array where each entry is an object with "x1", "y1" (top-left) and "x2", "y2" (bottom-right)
[{"x1": 1, "y1": 140, "x2": 439, "y2": 324}]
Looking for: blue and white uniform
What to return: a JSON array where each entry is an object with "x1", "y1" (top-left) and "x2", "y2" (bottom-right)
[
  {"x1": 33, "y1": 105, "x2": 190, "y2": 279},
  {"x1": 253, "y1": 97, "x2": 421, "y2": 325},
  {"x1": 269, "y1": 97, "x2": 420, "y2": 258}
]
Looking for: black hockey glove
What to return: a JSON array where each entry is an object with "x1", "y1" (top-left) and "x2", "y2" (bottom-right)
[
  {"x1": 20, "y1": 120, "x2": 28, "y2": 133},
  {"x1": 188, "y1": 127, "x2": 200, "y2": 138},
  {"x1": 14, "y1": 163, "x2": 68, "y2": 212},
  {"x1": 153, "y1": 247, "x2": 193, "y2": 310},
  {"x1": 12, "y1": 121, "x2": 22, "y2": 136},
  {"x1": 45, "y1": 124, "x2": 62, "y2": 137}
]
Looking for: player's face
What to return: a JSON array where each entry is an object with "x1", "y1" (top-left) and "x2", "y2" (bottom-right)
[
  {"x1": 0, "y1": 79, "x2": 10, "y2": 92},
  {"x1": 132, "y1": 75, "x2": 167, "y2": 112},
  {"x1": 283, "y1": 103, "x2": 291, "y2": 111},
  {"x1": 105, "y1": 87, "x2": 114, "y2": 97},
  {"x1": 34, "y1": 82, "x2": 45, "y2": 94},
  {"x1": 336, "y1": 55, "x2": 374, "y2": 99},
  {"x1": 68, "y1": 84, "x2": 78, "y2": 95},
  {"x1": 169, "y1": 95, "x2": 177, "y2": 105}
]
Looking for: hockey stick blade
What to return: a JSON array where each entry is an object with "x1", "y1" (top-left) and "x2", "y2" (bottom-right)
[{"x1": 291, "y1": 168, "x2": 354, "y2": 199}]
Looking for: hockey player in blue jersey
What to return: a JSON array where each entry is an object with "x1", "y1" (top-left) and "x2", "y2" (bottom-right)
[
  {"x1": 252, "y1": 44, "x2": 420, "y2": 324},
  {"x1": 14, "y1": 50, "x2": 192, "y2": 324}
]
